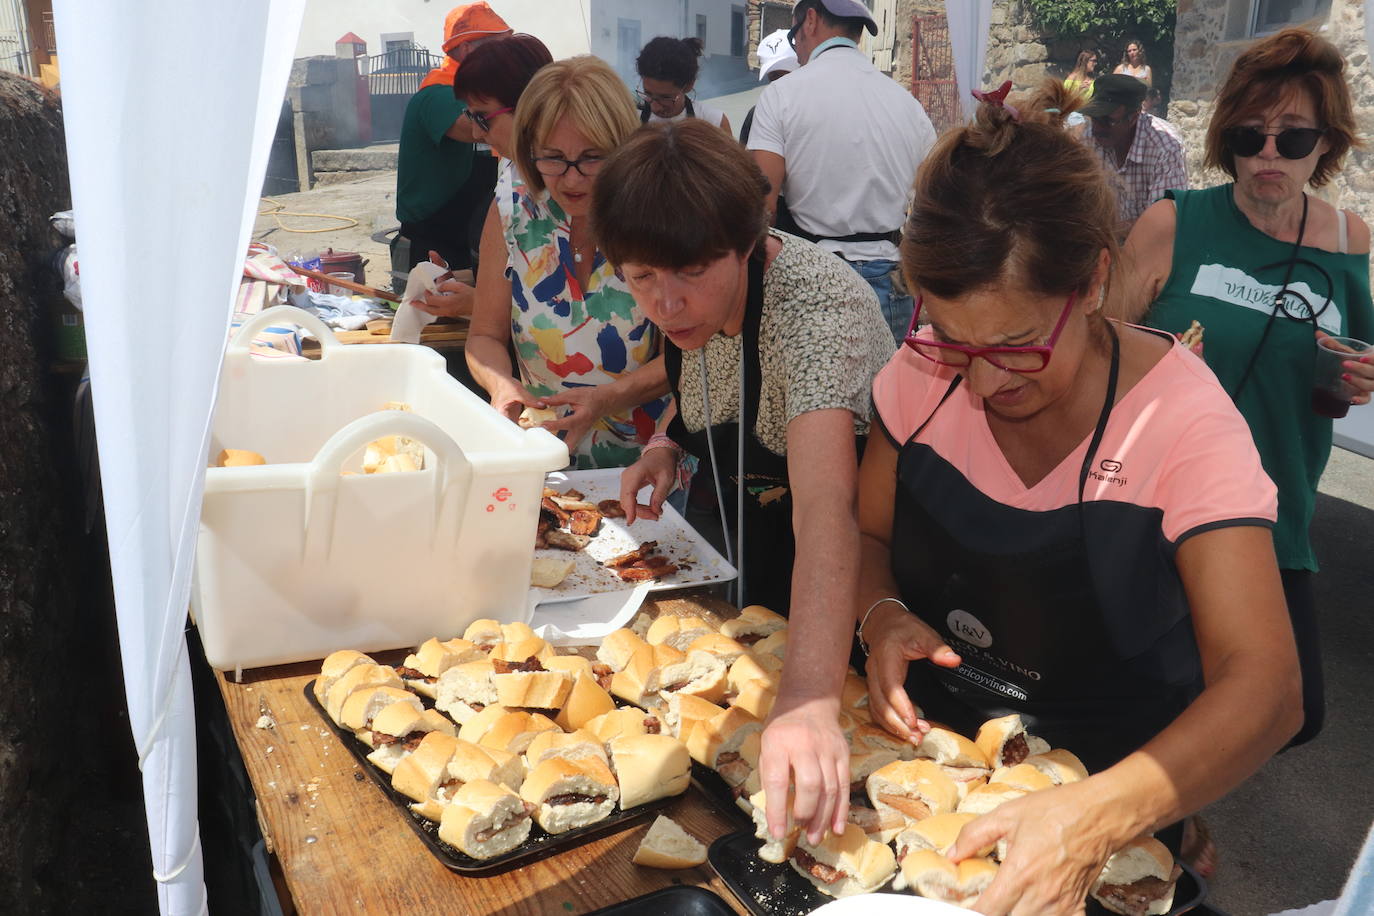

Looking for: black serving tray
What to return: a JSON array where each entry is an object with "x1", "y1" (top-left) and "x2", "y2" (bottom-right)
[
  {"x1": 585, "y1": 885, "x2": 738, "y2": 916},
  {"x1": 691, "y1": 761, "x2": 755, "y2": 826},
  {"x1": 707, "y1": 829, "x2": 1208, "y2": 916},
  {"x1": 304, "y1": 679, "x2": 672, "y2": 876}
]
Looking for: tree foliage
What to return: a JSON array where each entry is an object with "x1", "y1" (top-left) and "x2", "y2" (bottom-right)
[{"x1": 1024, "y1": 0, "x2": 1177, "y2": 44}]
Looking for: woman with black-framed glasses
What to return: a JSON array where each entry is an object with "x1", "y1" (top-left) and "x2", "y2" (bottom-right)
[
  {"x1": 633, "y1": 36, "x2": 731, "y2": 133},
  {"x1": 1122, "y1": 28, "x2": 1374, "y2": 754},
  {"x1": 849, "y1": 79, "x2": 1299, "y2": 911}
]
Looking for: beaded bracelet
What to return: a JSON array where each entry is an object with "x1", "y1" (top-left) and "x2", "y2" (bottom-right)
[{"x1": 643, "y1": 433, "x2": 681, "y2": 454}]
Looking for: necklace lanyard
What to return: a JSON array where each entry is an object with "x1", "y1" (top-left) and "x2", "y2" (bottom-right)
[{"x1": 1232, "y1": 193, "x2": 1309, "y2": 402}]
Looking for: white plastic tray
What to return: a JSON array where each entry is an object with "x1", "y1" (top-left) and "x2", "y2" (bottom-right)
[{"x1": 531, "y1": 468, "x2": 737, "y2": 603}]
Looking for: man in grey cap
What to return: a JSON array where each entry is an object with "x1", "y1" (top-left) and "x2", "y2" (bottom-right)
[
  {"x1": 747, "y1": 0, "x2": 936, "y2": 343},
  {"x1": 1083, "y1": 73, "x2": 1187, "y2": 238}
]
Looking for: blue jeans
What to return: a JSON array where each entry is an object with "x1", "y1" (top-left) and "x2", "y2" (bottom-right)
[{"x1": 849, "y1": 258, "x2": 913, "y2": 345}]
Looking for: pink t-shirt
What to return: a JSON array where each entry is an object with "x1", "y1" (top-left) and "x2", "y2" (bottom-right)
[{"x1": 872, "y1": 330, "x2": 1277, "y2": 546}]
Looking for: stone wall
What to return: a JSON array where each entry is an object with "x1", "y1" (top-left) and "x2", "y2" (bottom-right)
[{"x1": 1169, "y1": 0, "x2": 1374, "y2": 209}]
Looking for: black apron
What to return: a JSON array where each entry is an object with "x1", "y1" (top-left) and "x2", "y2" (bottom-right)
[
  {"x1": 891, "y1": 327, "x2": 1201, "y2": 776},
  {"x1": 664, "y1": 256, "x2": 795, "y2": 612}
]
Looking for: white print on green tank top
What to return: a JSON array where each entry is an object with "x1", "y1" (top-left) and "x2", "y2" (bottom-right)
[{"x1": 1189, "y1": 263, "x2": 1343, "y2": 334}]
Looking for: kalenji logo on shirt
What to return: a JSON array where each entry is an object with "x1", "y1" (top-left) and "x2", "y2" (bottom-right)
[
  {"x1": 946, "y1": 609, "x2": 993, "y2": 648},
  {"x1": 1190, "y1": 264, "x2": 1343, "y2": 333},
  {"x1": 1088, "y1": 459, "x2": 1128, "y2": 488}
]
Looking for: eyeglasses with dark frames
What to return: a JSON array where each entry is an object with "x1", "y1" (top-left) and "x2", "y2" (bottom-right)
[
  {"x1": 902, "y1": 292, "x2": 1079, "y2": 373},
  {"x1": 635, "y1": 87, "x2": 683, "y2": 107},
  {"x1": 786, "y1": 19, "x2": 802, "y2": 50},
  {"x1": 532, "y1": 154, "x2": 607, "y2": 178},
  {"x1": 464, "y1": 106, "x2": 513, "y2": 132},
  {"x1": 1223, "y1": 125, "x2": 1326, "y2": 160}
]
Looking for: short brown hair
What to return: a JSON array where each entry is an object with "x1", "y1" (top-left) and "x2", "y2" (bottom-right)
[
  {"x1": 903, "y1": 80, "x2": 1117, "y2": 301},
  {"x1": 1205, "y1": 28, "x2": 1360, "y2": 187},
  {"x1": 512, "y1": 55, "x2": 639, "y2": 194},
  {"x1": 591, "y1": 120, "x2": 770, "y2": 270},
  {"x1": 452, "y1": 34, "x2": 552, "y2": 109}
]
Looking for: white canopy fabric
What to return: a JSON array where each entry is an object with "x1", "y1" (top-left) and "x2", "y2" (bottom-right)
[
  {"x1": 52, "y1": 0, "x2": 306, "y2": 912},
  {"x1": 945, "y1": 0, "x2": 995, "y2": 119}
]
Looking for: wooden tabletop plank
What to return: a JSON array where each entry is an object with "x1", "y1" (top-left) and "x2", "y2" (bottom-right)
[{"x1": 215, "y1": 596, "x2": 752, "y2": 915}]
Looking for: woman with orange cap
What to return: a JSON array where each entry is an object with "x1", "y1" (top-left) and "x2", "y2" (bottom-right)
[{"x1": 395, "y1": 2, "x2": 512, "y2": 274}]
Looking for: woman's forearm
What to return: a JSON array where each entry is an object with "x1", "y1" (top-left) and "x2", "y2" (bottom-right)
[
  {"x1": 464, "y1": 333, "x2": 520, "y2": 398},
  {"x1": 1092, "y1": 658, "x2": 1302, "y2": 842},
  {"x1": 597, "y1": 355, "x2": 669, "y2": 417}
]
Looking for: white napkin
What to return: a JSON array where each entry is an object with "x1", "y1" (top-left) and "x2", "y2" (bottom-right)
[
  {"x1": 527, "y1": 582, "x2": 655, "y2": 647},
  {"x1": 390, "y1": 261, "x2": 448, "y2": 343}
]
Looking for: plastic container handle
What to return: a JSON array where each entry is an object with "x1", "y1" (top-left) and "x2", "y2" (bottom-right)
[
  {"x1": 228, "y1": 305, "x2": 341, "y2": 357},
  {"x1": 303, "y1": 411, "x2": 474, "y2": 559}
]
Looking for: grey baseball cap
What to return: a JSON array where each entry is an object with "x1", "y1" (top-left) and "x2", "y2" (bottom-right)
[{"x1": 794, "y1": 0, "x2": 878, "y2": 35}]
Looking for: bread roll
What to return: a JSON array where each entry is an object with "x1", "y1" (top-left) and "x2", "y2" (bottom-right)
[
  {"x1": 788, "y1": 822, "x2": 896, "y2": 898},
  {"x1": 632, "y1": 815, "x2": 706, "y2": 868},
  {"x1": 494, "y1": 670, "x2": 573, "y2": 711},
  {"x1": 585, "y1": 707, "x2": 663, "y2": 745},
  {"x1": 975, "y1": 714, "x2": 1050, "y2": 769},
  {"x1": 645, "y1": 615, "x2": 714, "y2": 651},
  {"x1": 901, "y1": 849, "x2": 997, "y2": 906},
  {"x1": 519, "y1": 757, "x2": 619, "y2": 835},
  {"x1": 448, "y1": 739, "x2": 525, "y2": 793},
  {"x1": 608, "y1": 734, "x2": 690, "y2": 809},
  {"x1": 438, "y1": 779, "x2": 533, "y2": 859},
  {"x1": 324, "y1": 664, "x2": 403, "y2": 723},
  {"x1": 434, "y1": 659, "x2": 497, "y2": 724},
  {"x1": 553, "y1": 672, "x2": 616, "y2": 732},
  {"x1": 656, "y1": 650, "x2": 728, "y2": 705},
  {"x1": 719, "y1": 605, "x2": 786, "y2": 646},
  {"x1": 1091, "y1": 837, "x2": 1180, "y2": 916},
  {"x1": 217, "y1": 448, "x2": 266, "y2": 467},
  {"x1": 518, "y1": 405, "x2": 557, "y2": 429},
  {"x1": 530, "y1": 557, "x2": 575, "y2": 588},
  {"x1": 597, "y1": 628, "x2": 649, "y2": 673},
  {"x1": 525, "y1": 729, "x2": 609, "y2": 768},
  {"x1": 745, "y1": 788, "x2": 799, "y2": 864},
  {"x1": 341, "y1": 685, "x2": 424, "y2": 734},
  {"x1": 392, "y1": 732, "x2": 460, "y2": 805},
  {"x1": 315, "y1": 650, "x2": 373, "y2": 703}
]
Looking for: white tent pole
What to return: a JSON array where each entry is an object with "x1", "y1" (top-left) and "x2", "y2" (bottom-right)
[{"x1": 946, "y1": 0, "x2": 995, "y2": 120}]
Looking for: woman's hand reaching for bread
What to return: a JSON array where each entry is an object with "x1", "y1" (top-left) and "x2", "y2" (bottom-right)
[
  {"x1": 950, "y1": 780, "x2": 1128, "y2": 916},
  {"x1": 489, "y1": 378, "x2": 542, "y2": 425},
  {"x1": 760, "y1": 694, "x2": 851, "y2": 845},
  {"x1": 863, "y1": 601, "x2": 961, "y2": 744},
  {"x1": 538, "y1": 386, "x2": 612, "y2": 454}
]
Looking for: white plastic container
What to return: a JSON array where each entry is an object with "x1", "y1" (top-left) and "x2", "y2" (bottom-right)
[{"x1": 193, "y1": 306, "x2": 569, "y2": 670}]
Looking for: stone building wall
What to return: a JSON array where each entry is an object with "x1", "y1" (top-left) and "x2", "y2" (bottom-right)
[
  {"x1": 984, "y1": 0, "x2": 1081, "y2": 90},
  {"x1": 1169, "y1": 0, "x2": 1374, "y2": 210}
]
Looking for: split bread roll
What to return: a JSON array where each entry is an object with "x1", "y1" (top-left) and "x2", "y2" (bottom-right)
[
  {"x1": 956, "y1": 781, "x2": 1034, "y2": 817},
  {"x1": 1024, "y1": 749, "x2": 1090, "y2": 785},
  {"x1": 988, "y1": 763, "x2": 1056, "y2": 793},
  {"x1": 726, "y1": 653, "x2": 779, "y2": 698},
  {"x1": 854, "y1": 723, "x2": 918, "y2": 760},
  {"x1": 687, "y1": 706, "x2": 762, "y2": 769},
  {"x1": 553, "y1": 673, "x2": 616, "y2": 732},
  {"x1": 518, "y1": 405, "x2": 557, "y2": 429},
  {"x1": 530, "y1": 556, "x2": 575, "y2": 588},
  {"x1": 585, "y1": 707, "x2": 664, "y2": 745},
  {"x1": 975, "y1": 714, "x2": 1050, "y2": 769},
  {"x1": 463, "y1": 620, "x2": 537, "y2": 651},
  {"x1": 399, "y1": 637, "x2": 484, "y2": 699},
  {"x1": 392, "y1": 732, "x2": 461, "y2": 805},
  {"x1": 434, "y1": 659, "x2": 497, "y2": 724},
  {"x1": 632, "y1": 815, "x2": 707, "y2": 868},
  {"x1": 843, "y1": 749, "x2": 902, "y2": 840},
  {"x1": 753, "y1": 629, "x2": 787, "y2": 661},
  {"x1": 315, "y1": 650, "x2": 374, "y2": 703},
  {"x1": 520, "y1": 757, "x2": 619, "y2": 835},
  {"x1": 1092, "y1": 837, "x2": 1181, "y2": 916},
  {"x1": 662, "y1": 692, "x2": 720, "y2": 741},
  {"x1": 411, "y1": 738, "x2": 526, "y2": 822},
  {"x1": 365, "y1": 705, "x2": 456, "y2": 776},
  {"x1": 608, "y1": 734, "x2": 691, "y2": 809},
  {"x1": 466, "y1": 709, "x2": 560, "y2": 755},
  {"x1": 611, "y1": 643, "x2": 685, "y2": 708},
  {"x1": 866, "y1": 759, "x2": 960, "y2": 830},
  {"x1": 596, "y1": 628, "x2": 649, "y2": 673},
  {"x1": 325, "y1": 664, "x2": 403, "y2": 723},
  {"x1": 894, "y1": 813, "x2": 978, "y2": 860},
  {"x1": 645, "y1": 615, "x2": 715, "y2": 651},
  {"x1": 719, "y1": 605, "x2": 787, "y2": 646},
  {"x1": 493, "y1": 670, "x2": 573, "y2": 711},
  {"x1": 788, "y1": 822, "x2": 896, "y2": 898},
  {"x1": 438, "y1": 779, "x2": 534, "y2": 860},
  {"x1": 912, "y1": 728, "x2": 991, "y2": 798},
  {"x1": 216, "y1": 448, "x2": 266, "y2": 467},
  {"x1": 685, "y1": 633, "x2": 749, "y2": 666},
  {"x1": 746, "y1": 788, "x2": 799, "y2": 864},
  {"x1": 901, "y1": 849, "x2": 998, "y2": 906},
  {"x1": 728, "y1": 677, "x2": 777, "y2": 720},
  {"x1": 656, "y1": 650, "x2": 728, "y2": 705},
  {"x1": 341, "y1": 685, "x2": 424, "y2": 734},
  {"x1": 525, "y1": 729, "x2": 609, "y2": 768},
  {"x1": 490, "y1": 635, "x2": 556, "y2": 667}
]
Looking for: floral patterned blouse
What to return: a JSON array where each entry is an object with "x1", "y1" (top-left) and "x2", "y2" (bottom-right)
[{"x1": 496, "y1": 161, "x2": 669, "y2": 469}]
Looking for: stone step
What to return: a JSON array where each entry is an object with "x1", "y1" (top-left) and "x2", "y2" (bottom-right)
[{"x1": 311, "y1": 147, "x2": 398, "y2": 172}]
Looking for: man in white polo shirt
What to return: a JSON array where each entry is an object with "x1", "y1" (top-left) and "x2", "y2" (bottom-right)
[{"x1": 747, "y1": 0, "x2": 937, "y2": 343}]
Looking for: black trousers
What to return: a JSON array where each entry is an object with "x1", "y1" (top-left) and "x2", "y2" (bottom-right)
[
  {"x1": 400, "y1": 153, "x2": 499, "y2": 273},
  {"x1": 1281, "y1": 568, "x2": 1323, "y2": 747}
]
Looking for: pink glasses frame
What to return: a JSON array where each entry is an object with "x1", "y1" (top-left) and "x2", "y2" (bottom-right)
[{"x1": 902, "y1": 291, "x2": 1079, "y2": 374}]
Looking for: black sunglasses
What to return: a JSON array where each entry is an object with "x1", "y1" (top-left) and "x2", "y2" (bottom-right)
[
  {"x1": 1223, "y1": 126, "x2": 1325, "y2": 160},
  {"x1": 786, "y1": 20, "x2": 801, "y2": 50}
]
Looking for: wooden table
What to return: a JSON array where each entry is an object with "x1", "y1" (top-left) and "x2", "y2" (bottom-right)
[
  {"x1": 300, "y1": 320, "x2": 468, "y2": 357},
  {"x1": 215, "y1": 594, "x2": 754, "y2": 916}
]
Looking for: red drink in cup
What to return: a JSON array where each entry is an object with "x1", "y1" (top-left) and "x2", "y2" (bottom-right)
[{"x1": 1312, "y1": 336, "x2": 1372, "y2": 419}]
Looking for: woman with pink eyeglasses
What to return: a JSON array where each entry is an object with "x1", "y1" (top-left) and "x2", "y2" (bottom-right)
[{"x1": 851, "y1": 79, "x2": 1299, "y2": 911}]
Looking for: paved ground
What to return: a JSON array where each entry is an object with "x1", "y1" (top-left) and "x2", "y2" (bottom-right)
[{"x1": 254, "y1": 163, "x2": 1374, "y2": 915}]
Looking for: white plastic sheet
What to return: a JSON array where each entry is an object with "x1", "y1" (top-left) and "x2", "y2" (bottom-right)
[
  {"x1": 51, "y1": 1, "x2": 306, "y2": 912},
  {"x1": 946, "y1": 0, "x2": 995, "y2": 119}
]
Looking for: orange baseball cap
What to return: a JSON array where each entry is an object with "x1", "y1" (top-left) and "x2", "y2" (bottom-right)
[{"x1": 441, "y1": 2, "x2": 513, "y2": 54}]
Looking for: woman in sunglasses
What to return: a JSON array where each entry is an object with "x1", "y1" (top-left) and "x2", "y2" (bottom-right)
[
  {"x1": 1123, "y1": 28, "x2": 1373, "y2": 754},
  {"x1": 854, "y1": 80, "x2": 1299, "y2": 911},
  {"x1": 634, "y1": 36, "x2": 731, "y2": 133},
  {"x1": 456, "y1": 54, "x2": 672, "y2": 468}
]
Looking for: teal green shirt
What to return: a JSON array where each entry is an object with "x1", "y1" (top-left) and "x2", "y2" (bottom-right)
[
  {"x1": 1145, "y1": 184, "x2": 1374, "y2": 570},
  {"x1": 396, "y1": 84, "x2": 473, "y2": 224}
]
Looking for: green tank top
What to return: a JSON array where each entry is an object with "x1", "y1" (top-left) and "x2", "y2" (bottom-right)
[{"x1": 1145, "y1": 184, "x2": 1374, "y2": 570}]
